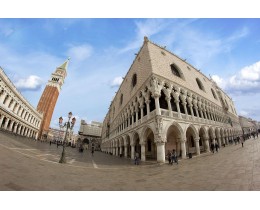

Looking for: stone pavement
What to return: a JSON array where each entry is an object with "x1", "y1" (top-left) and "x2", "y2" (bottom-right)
[{"x1": 1, "y1": 131, "x2": 260, "y2": 190}]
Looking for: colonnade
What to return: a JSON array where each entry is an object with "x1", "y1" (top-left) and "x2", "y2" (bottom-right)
[
  {"x1": 105, "y1": 75, "x2": 240, "y2": 141},
  {"x1": 0, "y1": 68, "x2": 42, "y2": 139},
  {"x1": 102, "y1": 121, "x2": 242, "y2": 163},
  {"x1": 101, "y1": 75, "x2": 242, "y2": 163}
]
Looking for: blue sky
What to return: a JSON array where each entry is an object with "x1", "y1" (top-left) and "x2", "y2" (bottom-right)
[{"x1": 1, "y1": 18, "x2": 260, "y2": 132}]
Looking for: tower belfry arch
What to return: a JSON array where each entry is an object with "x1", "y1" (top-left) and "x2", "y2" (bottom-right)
[{"x1": 37, "y1": 59, "x2": 69, "y2": 140}]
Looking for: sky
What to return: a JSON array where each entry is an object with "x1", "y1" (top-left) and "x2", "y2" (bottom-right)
[{"x1": 1, "y1": 18, "x2": 260, "y2": 132}]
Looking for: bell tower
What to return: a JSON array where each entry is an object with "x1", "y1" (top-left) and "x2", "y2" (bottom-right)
[{"x1": 37, "y1": 59, "x2": 69, "y2": 139}]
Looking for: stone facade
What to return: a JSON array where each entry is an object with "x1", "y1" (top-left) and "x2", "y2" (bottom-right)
[
  {"x1": 101, "y1": 37, "x2": 242, "y2": 163},
  {"x1": 37, "y1": 60, "x2": 69, "y2": 139},
  {"x1": 0, "y1": 67, "x2": 42, "y2": 139},
  {"x1": 239, "y1": 116, "x2": 258, "y2": 137},
  {"x1": 79, "y1": 120, "x2": 103, "y2": 150}
]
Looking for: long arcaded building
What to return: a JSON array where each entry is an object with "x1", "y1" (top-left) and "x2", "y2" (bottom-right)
[
  {"x1": 0, "y1": 67, "x2": 42, "y2": 139},
  {"x1": 101, "y1": 37, "x2": 242, "y2": 163}
]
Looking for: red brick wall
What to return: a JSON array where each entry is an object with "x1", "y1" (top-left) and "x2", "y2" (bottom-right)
[{"x1": 37, "y1": 86, "x2": 59, "y2": 139}]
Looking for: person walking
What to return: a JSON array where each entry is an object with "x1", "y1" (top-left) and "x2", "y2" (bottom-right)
[
  {"x1": 215, "y1": 142, "x2": 219, "y2": 152},
  {"x1": 171, "y1": 149, "x2": 178, "y2": 164},
  {"x1": 134, "y1": 151, "x2": 140, "y2": 165},
  {"x1": 91, "y1": 148, "x2": 94, "y2": 156},
  {"x1": 241, "y1": 137, "x2": 244, "y2": 147},
  {"x1": 167, "y1": 150, "x2": 172, "y2": 165},
  {"x1": 210, "y1": 142, "x2": 215, "y2": 153},
  {"x1": 49, "y1": 141, "x2": 52, "y2": 146}
]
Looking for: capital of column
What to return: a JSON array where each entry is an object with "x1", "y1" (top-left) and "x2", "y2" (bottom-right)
[
  {"x1": 152, "y1": 91, "x2": 161, "y2": 98},
  {"x1": 155, "y1": 141, "x2": 165, "y2": 146},
  {"x1": 194, "y1": 138, "x2": 200, "y2": 142},
  {"x1": 165, "y1": 96, "x2": 171, "y2": 102},
  {"x1": 155, "y1": 134, "x2": 166, "y2": 144},
  {"x1": 179, "y1": 138, "x2": 186, "y2": 143}
]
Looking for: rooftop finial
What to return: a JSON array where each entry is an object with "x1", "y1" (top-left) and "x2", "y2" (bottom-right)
[{"x1": 144, "y1": 36, "x2": 149, "y2": 43}]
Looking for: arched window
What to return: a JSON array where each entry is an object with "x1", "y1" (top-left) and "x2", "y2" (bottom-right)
[
  {"x1": 132, "y1": 73, "x2": 137, "y2": 88},
  {"x1": 170, "y1": 64, "x2": 181, "y2": 78},
  {"x1": 196, "y1": 78, "x2": 205, "y2": 91},
  {"x1": 211, "y1": 88, "x2": 217, "y2": 99}
]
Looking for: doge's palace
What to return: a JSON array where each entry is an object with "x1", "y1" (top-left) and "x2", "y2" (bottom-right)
[
  {"x1": 0, "y1": 67, "x2": 42, "y2": 139},
  {"x1": 101, "y1": 37, "x2": 242, "y2": 163}
]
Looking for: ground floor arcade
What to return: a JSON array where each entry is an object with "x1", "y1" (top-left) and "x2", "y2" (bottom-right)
[
  {"x1": 0, "y1": 111, "x2": 39, "y2": 139},
  {"x1": 101, "y1": 117, "x2": 242, "y2": 163}
]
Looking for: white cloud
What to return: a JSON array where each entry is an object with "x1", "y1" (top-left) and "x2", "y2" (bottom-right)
[
  {"x1": 211, "y1": 75, "x2": 226, "y2": 89},
  {"x1": 239, "y1": 61, "x2": 260, "y2": 81},
  {"x1": 110, "y1": 76, "x2": 123, "y2": 88},
  {"x1": 239, "y1": 110, "x2": 249, "y2": 116},
  {"x1": 167, "y1": 25, "x2": 249, "y2": 69},
  {"x1": 14, "y1": 75, "x2": 43, "y2": 91},
  {"x1": 67, "y1": 44, "x2": 93, "y2": 62},
  {"x1": 119, "y1": 19, "x2": 170, "y2": 53},
  {"x1": 212, "y1": 60, "x2": 260, "y2": 94}
]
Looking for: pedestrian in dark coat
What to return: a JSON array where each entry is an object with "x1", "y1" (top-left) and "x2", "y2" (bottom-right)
[
  {"x1": 241, "y1": 137, "x2": 244, "y2": 147},
  {"x1": 171, "y1": 149, "x2": 178, "y2": 164},
  {"x1": 215, "y1": 142, "x2": 219, "y2": 152},
  {"x1": 210, "y1": 142, "x2": 215, "y2": 153},
  {"x1": 167, "y1": 150, "x2": 172, "y2": 165}
]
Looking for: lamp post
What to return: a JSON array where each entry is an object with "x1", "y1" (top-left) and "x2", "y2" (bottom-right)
[{"x1": 59, "y1": 112, "x2": 76, "y2": 163}]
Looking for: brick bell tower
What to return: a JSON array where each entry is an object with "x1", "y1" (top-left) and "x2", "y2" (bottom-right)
[{"x1": 37, "y1": 59, "x2": 69, "y2": 140}]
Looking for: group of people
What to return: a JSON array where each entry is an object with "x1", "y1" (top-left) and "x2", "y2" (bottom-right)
[
  {"x1": 167, "y1": 149, "x2": 179, "y2": 165},
  {"x1": 210, "y1": 142, "x2": 220, "y2": 153}
]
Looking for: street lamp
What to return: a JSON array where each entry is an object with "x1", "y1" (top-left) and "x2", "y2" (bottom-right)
[{"x1": 59, "y1": 112, "x2": 76, "y2": 163}]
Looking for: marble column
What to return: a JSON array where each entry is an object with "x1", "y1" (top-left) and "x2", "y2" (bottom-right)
[
  {"x1": 217, "y1": 137, "x2": 221, "y2": 147},
  {"x1": 166, "y1": 97, "x2": 173, "y2": 117},
  {"x1": 194, "y1": 106, "x2": 199, "y2": 118},
  {"x1": 119, "y1": 146, "x2": 122, "y2": 156},
  {"x1": 195, "y1": 138, "x2": 200, "y2": 155},
  {"x1": 4, "y1": 118, "x2": 9, "y2": 130},
  {"x1": 181, "y1": 139, "x2": 187, "y2": 159},
  {"x1": 141, "y1": 143, "x2": 146, "y2": 161},
  {"x1": 175, "y1": 97, "x2": 181, "y2": 118},
  {"x1": 156, "y1": 142, "x2": 165, "y2": 163},
  {"x1": 140, "y1": 105, "x2": 144, "y2": 123},
  {"x1": 0, "y1": 116, "x2": 4, "y2": 126},
  {"x1": 9, "y1": 121, "x2": 14, "y2": 131},
  {"x1": 115, "y1": 146, "x2": 118, "y2": 156},
  {"x1": 124, "y1": 145, "x2": 128, "y2": 157},
  {"x1": 154, "y1": 96, "x2": 161, "y2": 116},
  {"x1": 145, "y1": 100, "x2": 150, "y2": 119},
  {"x1": 131, "y1": 145, "x2": 135, "y2": 159},
  {"x1": 205, "y1": 138, "x2": 210, "y2": 152}
]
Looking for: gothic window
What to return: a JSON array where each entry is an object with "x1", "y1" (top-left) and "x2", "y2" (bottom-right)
[
  {"x1": 132, "y1": 73, "x2": 137, "y2": 88},
  {"x1": 170, "y1": 63, "x2": 182, "y2": 78},
  {"x1": 120, "y1": 94, "x2": 123, "y2": 105},
  {"x1": 211, "y1": 88, "x2": 217, "y2": 100},
  {"x1": 196, "y1": 78, "x2": 205, "y2": 91},
  {"x1": 159, "y1": 90, "x2": 168, "y2": 109}
]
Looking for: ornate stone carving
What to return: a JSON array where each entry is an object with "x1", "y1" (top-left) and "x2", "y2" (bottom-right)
[
  {"x1": 150, "y1": 76, "x2": 163, "y2": 98},
  {"x1": 155, "y1": 116, "x2": 163, "y2": 134}
]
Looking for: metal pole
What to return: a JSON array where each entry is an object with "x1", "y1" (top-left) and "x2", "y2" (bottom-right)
[{"x1": 59, "y1": 121, "x2": 70, "y2": 163}]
